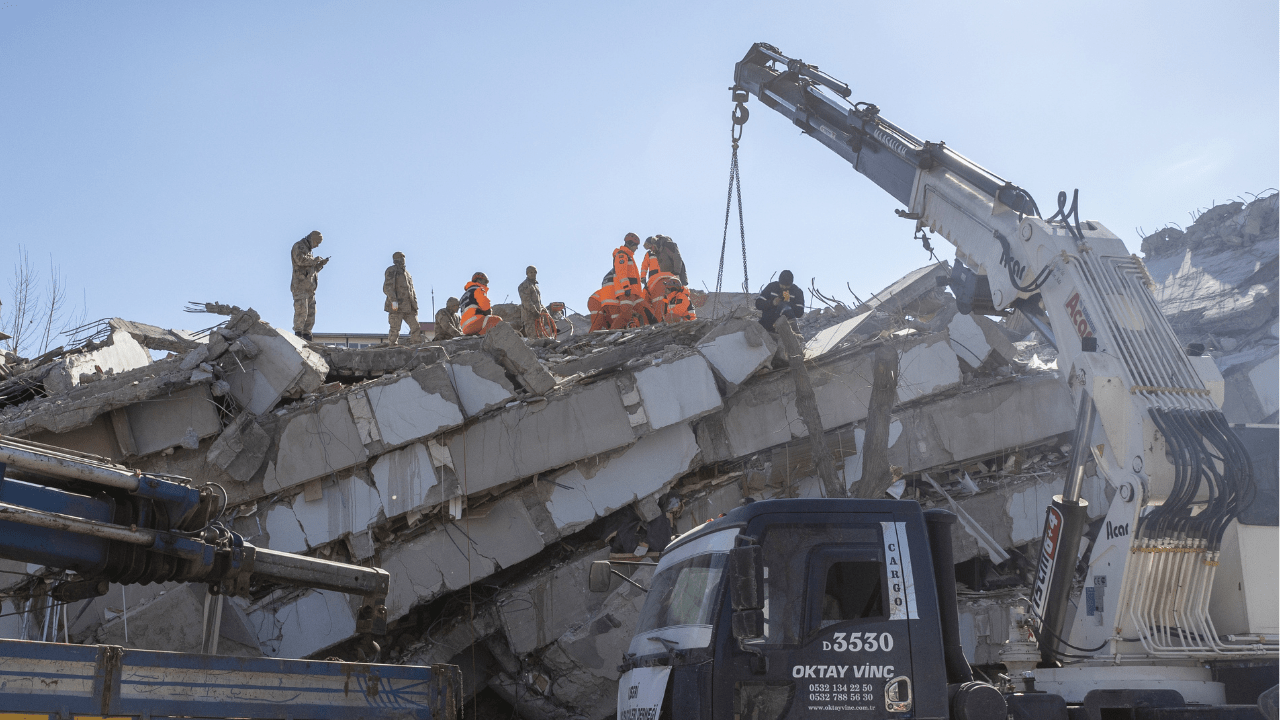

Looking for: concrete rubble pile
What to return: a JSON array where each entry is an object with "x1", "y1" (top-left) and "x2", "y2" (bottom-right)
[
  {"x1": 1141, "y1": 192, "x2": 1279, "y2": 424},
  {"x1": 0, "y1": 195, "x2": 1275, "y2": 718}
]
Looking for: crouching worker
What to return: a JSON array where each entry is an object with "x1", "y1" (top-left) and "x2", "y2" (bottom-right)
[
  {"x1": 756, "y1": 269, "x2": 804, "y2": 331},
  {"x1": 460, "y1": 272, "x2": 503, "y2": 336},
  {"x1": 663, "y1": 277, "x2": 696, "y2": 322},
  {"x1": 588, "y1": 271, "x2": 619, "y2": 332}
]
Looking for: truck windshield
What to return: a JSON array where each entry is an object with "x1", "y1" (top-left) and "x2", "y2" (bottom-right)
[{"x1": 629, "y1": 526, "x2": 738, "y2": 654}]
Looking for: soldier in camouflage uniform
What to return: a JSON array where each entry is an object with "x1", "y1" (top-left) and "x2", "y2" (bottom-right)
[
  {"x1": 383, "y1": 252, "x2": 422, "y2": 345},
  {"x1": 290, "y1": 230, "x2": 328, "y2": 340},
  {"x1": 434, "y1": 297, "x2": 463, "y2": 341},
  {"x1": 518, "y1": 265, "x2": 556, "y2": 338}
]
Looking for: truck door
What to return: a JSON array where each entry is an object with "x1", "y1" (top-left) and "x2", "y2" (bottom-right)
[{"x1": 713, "y1": 516, "x2": 930, "y2": 720}]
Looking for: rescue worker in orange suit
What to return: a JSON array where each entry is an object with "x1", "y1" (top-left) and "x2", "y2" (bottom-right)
[
  {"x1": 588, "y1": 271, "x2": 619, "y2": 332},
  {"x1": 642, "y1": 236, "x2": 675, "y2": 324},
  {"x1": 460, "y1": 272, "x2": 503, "y2": 336},
  {"x1": 662, "y1": 277, "x2": 696, "y2": 322},
  {"x1": 611, "y1": 233, "x2": 645, "y2": 329}
]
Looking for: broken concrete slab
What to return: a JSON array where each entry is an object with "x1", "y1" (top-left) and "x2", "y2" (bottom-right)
[
  {"x1": 446, "y1": 351, "x2": 518, "y2": 417},
  {"x1": 697, "y1": 318, "x2": 777, "y2": 386},
  {"x1": 497, "y1": 548, "x2": 615, "y2": 655},
  {"x1": 365, "y1": 365, "x2": 465, "y2": 448},
  {"x1": 947, "y1": 313, "x2": 993, "y2": 369},
  {"x1": 896, "y1": 332, "x2": 962, "y2": 403},
  {"x1": 371, "y1": 442, "x2": 441, "y2": 520},
  {"x1": 855, "y1": 261, "x2": 950, "y2": 317},
  {"x1": 803, "y1": 311, "x2": 875, "y2": 359},
  {"x1": 383, "y1": 493, "x2": 547, "y2": 621},
  {"x1": 288, "y1": 474, "x2": 383, "y2": 548},
  {"x1": 108, "y1": 317, "x2": 200, "y2": 354},
  {"x1": 481, "y1": 321, "x2": 556, "y2": 395},
  {"x1": 891, "y1": 373, "x2": 1075, "y2": 475},
  {"x1": 448, "y1": 381, "x2": 635, "y2": 498},
  {"x1": 546, "y1": 423, "x2": 699, "y2": 534},
  {"x1": 121, "y1": 385, "x2": 222, "y2": 457},
  {"x1": 265, "y1": 397, "x2": 368, "y2": 495},
  {"x1": 43, "y1": 329, "x2": 152, "y2": 396},
  {"x1": 206, "y1": 413, "x2": 271, "y2": 483},
  {"x1": 252, "y1": 589, "x2": 356, "y2": 659},
  {"x1": 225, "y1": 324, "x2": 329, "y2": 415},
  {"x1": 633, "y1": 354, "x2": 721, "y2": 430},
  {"x1": 91, "y1": 584, "x2": 259, "y2": 656},
  {"x1": 264, "y1": 502, "x2": 308, "y2": 553}
]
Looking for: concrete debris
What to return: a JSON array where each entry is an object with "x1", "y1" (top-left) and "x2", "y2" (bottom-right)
[{"x1": 2, "y1": 194, "x2": 1275, "y2": 720}]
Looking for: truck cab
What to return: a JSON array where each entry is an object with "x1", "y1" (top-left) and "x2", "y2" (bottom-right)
[{"x1": 613, "y1": 499, "x2": 981, "y2": 720}]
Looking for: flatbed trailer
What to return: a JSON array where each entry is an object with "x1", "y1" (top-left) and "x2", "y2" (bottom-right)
[{"x1": 0, "y1": 637, "x2": 459, "y2": 720}]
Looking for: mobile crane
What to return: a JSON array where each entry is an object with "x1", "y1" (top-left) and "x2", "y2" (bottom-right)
[
  {"x1": 0, "y1": 434, "x2": 460, "y2": 719},
  {"x1": 605, "y1": 43, "x2": 1277, "y2": 720}
]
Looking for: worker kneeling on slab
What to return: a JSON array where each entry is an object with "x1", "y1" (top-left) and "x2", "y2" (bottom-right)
[
  {"x1": 589, "y1": 271, "x2": 619, "y2": 332},
  {"x1": 460, "y1": 272, "x2": 503, "y2": 336},
  {"x1": 662, "y1": 277, "x2": 695, "y2": 322},
  {"x1": 756, "y1": 269, "x2": 804, "y2": 331}
]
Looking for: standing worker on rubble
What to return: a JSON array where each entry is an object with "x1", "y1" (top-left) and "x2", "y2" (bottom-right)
[
  {"x1": 610, "y1": 233, "x2": 645, "y2": 329},
  {"x1": 642, "y1": 237, "x2": 673, "y2": 324},
  {"x1": 383, "y1": 252, "x2": 422, "y2": 345},
  {"x1": 434, "y1": 297, "x2": 463, "y2": 341},
  {"x1": 588, "y1": 271, "x2": 619, "y2": 332},
  {"x1": 460, "y1": 272, "x2": 503, "y2": 336},
  {"x1": 654, "y1": 234, "x2": 688, "y2": 285},
  {"x1": 518, "y1": 266, "x2": 556, "y2": 339},
  {"x1": 755, "y1": 270, "x2": 805, "y2": 331},
  {"x1": 290, "y1": 231, "x2": 329, "y2": 341}
]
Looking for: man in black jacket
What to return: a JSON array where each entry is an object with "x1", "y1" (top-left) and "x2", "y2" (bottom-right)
[{"x1": 755, "y1": 270, "x2": 805, "y2": 331}]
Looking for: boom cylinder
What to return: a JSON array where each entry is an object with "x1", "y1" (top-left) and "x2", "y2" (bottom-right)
[{"x1": 1031, "y1": 394, "x2": 1095, "y2": 665}]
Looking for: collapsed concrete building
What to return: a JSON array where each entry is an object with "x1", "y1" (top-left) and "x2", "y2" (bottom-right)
[{"x1": 0, "y1": 194, "x2": 1275, "y2": 719}]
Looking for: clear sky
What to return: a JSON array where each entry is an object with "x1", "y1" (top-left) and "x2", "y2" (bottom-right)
[{"x1": 2, "y1": 1, "x2": 1276, "y2": 342}]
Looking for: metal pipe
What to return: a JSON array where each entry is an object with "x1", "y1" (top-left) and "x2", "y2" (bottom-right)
[
  {"x1": 0, "y1": 500, "x2": 155, "y2": 545},
  {"x1": 253, "y1": 547, "x2": 389, "y2": 597},
  {"x1": 0, "y1": 440, "x2": 140, "y2": 493}
]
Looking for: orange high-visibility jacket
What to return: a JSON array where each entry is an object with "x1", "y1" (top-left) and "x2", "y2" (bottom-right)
[
  {"x1": 613, "y1": 245, "x2": 642, "y2": 300},
  {"x1": 666, "y1": 286, "x2": 695, "y2": 320},
  {"x1": 640, "y1": 251, "x2": 660, "y2": 289},
  {"x1": 459, "y1": 281, "x2": 491, "y2": 327}
]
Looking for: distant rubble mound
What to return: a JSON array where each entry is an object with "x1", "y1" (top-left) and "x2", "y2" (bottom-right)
[{"x1": 1141, "y1": 191, "x2": 1279, "y2": 424}]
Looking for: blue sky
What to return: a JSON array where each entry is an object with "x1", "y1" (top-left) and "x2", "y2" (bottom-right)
[{"x1": 2, "y1": 1, "x2": 1276, "y2": 340}]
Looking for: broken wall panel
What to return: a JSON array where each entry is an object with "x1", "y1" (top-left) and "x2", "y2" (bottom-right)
[
  {"x1": 264, "y1": 397, "x2": 368, "y2": 495},
  {"x1": 447, "y1": 381, "x2": 636, "y2": 498}
]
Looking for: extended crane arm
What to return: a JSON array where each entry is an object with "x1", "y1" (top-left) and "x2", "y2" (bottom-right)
[
  {"x1": 733, "y1": 42, "x2": 1264, "y2": 664},
  {"x1": 0, "y1": 435, "x2": 389, "y2": 634}
]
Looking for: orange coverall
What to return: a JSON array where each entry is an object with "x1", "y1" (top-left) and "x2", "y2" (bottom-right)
[
  {"x1": 460, "y1": 281, "x2": 503, "y2": 335},
  {"x1": 664, "y1": 285, "x2": 696, "y2": 322},
  {"x1": 588, "y1": 282, "x2": 619, "y2": 332},
  {"x1": 611, "y1": 244, "x2": 644, "y2": 329}
]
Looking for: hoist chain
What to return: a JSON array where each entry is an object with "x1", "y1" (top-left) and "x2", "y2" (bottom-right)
[{"x1": 714, "y1": 94, "x2": 751, "y2": 318}]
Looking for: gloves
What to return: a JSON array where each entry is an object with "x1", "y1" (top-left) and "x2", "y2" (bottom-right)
[{"x1": 772, "y1": 297, "x2": 781, "y2": 306}]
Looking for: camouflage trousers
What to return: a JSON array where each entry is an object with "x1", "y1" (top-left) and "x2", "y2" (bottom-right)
[
  {"x1": 388, "y1": 311, "x2": 422, "y2": 345},
  {"x1": 292, "y1": 290, "x2": 315, "y2": 336}
]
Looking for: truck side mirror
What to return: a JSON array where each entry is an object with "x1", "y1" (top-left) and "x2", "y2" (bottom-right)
[
  {"x1": 588, "y1": 561, "x2": 612, "y2": 592},
  {"x1": 729, "y1": 544, "x2": 763, "y2": 610}
]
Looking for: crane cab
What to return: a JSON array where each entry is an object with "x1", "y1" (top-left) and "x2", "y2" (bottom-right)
[{"x1": 613, "y1": 499, "x2": 968, "y2": 720}]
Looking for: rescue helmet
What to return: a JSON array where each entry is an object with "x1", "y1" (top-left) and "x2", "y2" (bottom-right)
[
  {"x1": 779, "y1": 270, "x2": 794, "y2": 285},
  {"x1": 623, "y1": 232, "x2": 640, "y2": 246},
  {"x1": 472, "y1": 272, "x2": 489, "y2": 284}
]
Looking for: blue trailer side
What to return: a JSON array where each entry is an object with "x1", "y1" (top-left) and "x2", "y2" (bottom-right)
[{"x1": 0, "y1": 638, "x2": 459, "y2": 720}]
